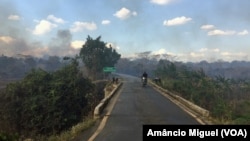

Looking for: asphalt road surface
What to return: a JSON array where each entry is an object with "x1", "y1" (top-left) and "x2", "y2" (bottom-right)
[{"x1": 87, "y1": 74, "x2": 201, "y2": 141}]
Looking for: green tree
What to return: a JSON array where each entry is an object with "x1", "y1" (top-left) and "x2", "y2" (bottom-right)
[
  {"x1": 79, "y1": 35, "x2": 121, "y2": 80},
  {"x1": 1, "y1": 56, "x2": 95, "y2": 138}
]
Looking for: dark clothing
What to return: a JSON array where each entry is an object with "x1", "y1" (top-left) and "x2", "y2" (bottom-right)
[
  {"x1": 142, "y1": 72, "x2": 148, "y2": 83},
  {"x1": 142, "y1": 72, "x2": 148, "y2": 78},
  {"x1": 141, "y1": 72, "x2": 148, "y2": 86}
]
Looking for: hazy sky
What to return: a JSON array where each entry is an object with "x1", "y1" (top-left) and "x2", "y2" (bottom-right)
[{"x1": 0, "y1": 0, "x2": 250, "y2": 62}]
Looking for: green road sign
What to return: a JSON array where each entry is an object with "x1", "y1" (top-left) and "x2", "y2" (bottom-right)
[{"x1": 103, "y1": 67, "x2": 116, "y2": 72}]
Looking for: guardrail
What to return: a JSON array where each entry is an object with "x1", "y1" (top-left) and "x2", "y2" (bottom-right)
[
  {"x1": 148, "y1": 79, "x2": 213, "y2": 124},
  {"x1": 93, "y1": 82, "x2": 123, "y2": 119}
]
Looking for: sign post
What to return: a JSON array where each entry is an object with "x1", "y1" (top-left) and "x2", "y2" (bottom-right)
[{"x1": 103, "y1": 67, "x2": 116, "y2": 72}]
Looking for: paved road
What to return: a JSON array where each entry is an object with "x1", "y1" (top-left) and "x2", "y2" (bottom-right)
[{"x1": 88, "y1": 74, "x2": 201, "y2": 141}]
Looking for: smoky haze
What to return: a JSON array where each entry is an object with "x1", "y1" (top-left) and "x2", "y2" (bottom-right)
[
  {"x1": 48, "y1": 29, "x2": 79, "y2": 57},
  {"x1": 0, "y1": 1, "x2": 35, "y2": 56},
  {"x1": 0, "y1": 0, "x2": 250, "y2": 62},
  {"x1": 0, "y1": 1, "x2": 80, "y2": 58}
]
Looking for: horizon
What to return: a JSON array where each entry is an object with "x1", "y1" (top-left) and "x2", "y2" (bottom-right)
[{"x1": 3, "y1": 53, "x2": 250, "y2": 64}]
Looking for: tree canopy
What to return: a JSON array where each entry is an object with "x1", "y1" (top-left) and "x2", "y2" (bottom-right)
[
  {"x1": 0, "y1": 58, "x2": 96, "y2": 137},
  {"x1": 79, "y1": 36, "x2": 121, "y2": 79}
]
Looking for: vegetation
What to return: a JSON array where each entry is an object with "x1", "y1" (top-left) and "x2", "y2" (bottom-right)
[
  {"x1": 1, "y1": 36, "x2": 250, "y2": 139},
  {"x1": 0, "y1": 35, "x2": 121, "y2": 140},
  {"x1": 79, "y1": 36, "x2": 121, "y2": 80},
  {"x1": 0, "y1": 55, "x2": 64, "y2": 79},
  {"x1": 115, "y1": 52, "x2": 250, "y2": 124},
  {"x1": 153, "y1": 59, "x2": 250, "y2": 124},
  {"x1": 0, "y1": 57, "x2": 97, "y2": 139}
]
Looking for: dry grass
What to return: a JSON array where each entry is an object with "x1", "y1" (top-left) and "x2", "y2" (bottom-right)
[{"x1": 33, "y1": 116, "x2": 97, "y2": 141}]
